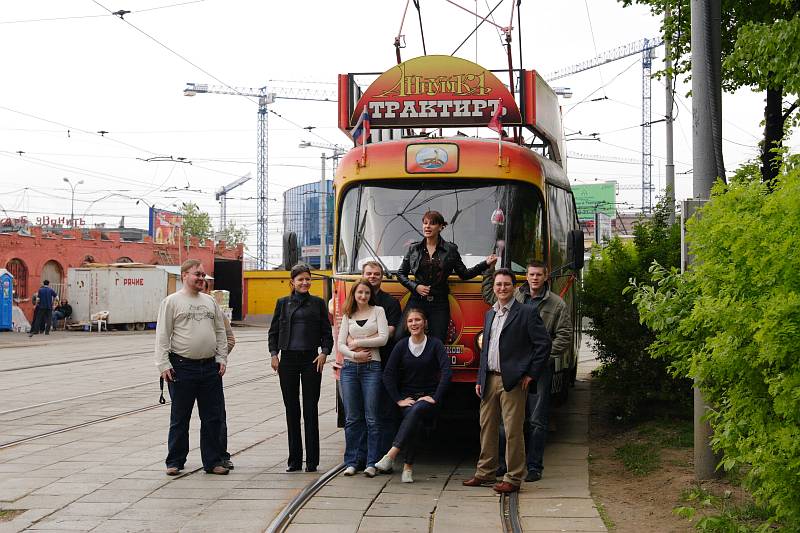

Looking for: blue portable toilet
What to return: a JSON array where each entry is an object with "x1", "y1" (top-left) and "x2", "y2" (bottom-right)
[{"x1": 0, "y1": 269, "x2": 12, "y2": 331}]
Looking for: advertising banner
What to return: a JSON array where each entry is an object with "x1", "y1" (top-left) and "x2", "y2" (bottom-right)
[
  {"x1": 351, "y1": 55, "x2": 522, "y2": 129},
  {"x1": 148, "y1": 207, "x2": 183, "y2": 245},
  {"x1": 572, "y1": 182, "x2": 617, "y2": 220}
]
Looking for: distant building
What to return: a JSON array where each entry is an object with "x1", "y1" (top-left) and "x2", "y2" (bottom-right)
[
  {"x1": 282, "y1": 180, "x2": 333, "y2": 268},
  {"x1": 0, "y1": 225, "x2": 244, "y2": 322}
]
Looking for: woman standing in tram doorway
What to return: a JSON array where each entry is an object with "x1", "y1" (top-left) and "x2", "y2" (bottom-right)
[
  {"x1": 397, "y1": 210, "x2": 497, "y2": 341},
  {"x1": 268, "y1": 263, "x2": 333, "y2": 473},
  {"x1": 337, "y1": 279, "x2": 389, "y2": 478}
]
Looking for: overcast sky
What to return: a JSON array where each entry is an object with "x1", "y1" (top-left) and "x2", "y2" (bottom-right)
[{"x1": 0, "y1": 0, "x2": 789, "y2": 267}]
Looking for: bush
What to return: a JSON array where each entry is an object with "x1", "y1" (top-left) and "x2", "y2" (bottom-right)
[
  {"x1": 630, "y1": 166, "x2": 800, "y2": 528},
  {"x1": 583, "y1": 198, "x2": 691, "y2": 420}
]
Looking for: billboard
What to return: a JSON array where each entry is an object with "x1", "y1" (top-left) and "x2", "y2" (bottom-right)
[
  {"x1": 148, "y1": 207, "x2": 183, "y2": 245},
  {"x1": 572, "y1": 182, "x2": 616, "y2": 220}
]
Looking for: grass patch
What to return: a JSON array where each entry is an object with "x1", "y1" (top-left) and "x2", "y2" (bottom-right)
[
  {"x1": 613, "y1": 441, "x2": 660, "y2": 475},
  {"x1": 595, "y1": 501, "x2": 615, "y2": 530},
  {"x1": 0, "y1": 510, "x2": 24, "y2": 522}
]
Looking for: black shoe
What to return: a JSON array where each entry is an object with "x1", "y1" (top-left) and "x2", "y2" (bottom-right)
[
  {"x1": 525, "y1": 470, "x2": 542, "y2": 482},
  {"x1": 45, "y1": 332, "x2": 49, "y2": 335},
  {"x1": 305, "y1": 465, "x2": 317, "y2": 473},
  {"x1": 222, "y1": 459, "x2": 234, "y2": 470},
  {"x1": 28, "y1": 333, "x2": 34, "y2": 337},
  {"x1": 286, "y1": 465, "x2": 302, "y2": 472}
]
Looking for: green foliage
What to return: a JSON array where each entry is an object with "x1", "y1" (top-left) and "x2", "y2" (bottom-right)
[
  {"x1": 613, "y1": 441, "x2": 661, "y2": 475},
  {"x1": 583, "y1": 197, "x2": 690, "y2": 420},
  {"x1": 631, "y1": 166, "x2": 800, "y2": 528},
  {"x1": 178, "y1": 202, "x2": 212, "y2": 243},
  {"x1": 674, "y1": 486, "x2": 773, "y2": 532},
  {"x1": 220, "y1": 220, "x2": 248, "y2": 248}
]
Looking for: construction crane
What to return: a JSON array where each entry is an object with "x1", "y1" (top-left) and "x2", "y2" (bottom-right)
[
  {"x1": 184, "y1": 82, "x2": 337, "y2": 270},
  {"x1": 545, "y1": 37, "x2": 663, "y2": 213},
  {"x1": 215, "y1": 173, "x2": 252, "y2": 232}
]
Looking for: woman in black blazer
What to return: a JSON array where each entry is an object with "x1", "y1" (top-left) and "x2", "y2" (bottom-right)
[{"x1": 268, "y1": 263, "x2": 333, "y2": 472}]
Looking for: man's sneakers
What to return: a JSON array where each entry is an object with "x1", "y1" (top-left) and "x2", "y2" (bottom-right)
[
  {"x1": 525, "y1": 470, "x2": 542, "y2": 482},
  {"x1": 165, "y1": 466, "x2": 181, "y2": 476},
  {"x1": 206, "y1": 465, "x2": 230, "y2": 475}
]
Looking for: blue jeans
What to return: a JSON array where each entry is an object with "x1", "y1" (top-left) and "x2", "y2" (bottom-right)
[
  {"x1": 340, "y1": 360, "x2": 382, "y2": 468},
  {"x1": 498, "y1": 359, "x2": 554, "y2": 474},
  {"x1": 52, "y1": 310, "x2": 66, "y2": 329},
  {"x1": 166, "y1": 355, "x2": 225, "y2": 472}
]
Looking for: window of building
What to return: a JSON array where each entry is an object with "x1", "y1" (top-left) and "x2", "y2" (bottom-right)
[{"x1": 5, "y1": 258, "x2": 28, "y2": 299}]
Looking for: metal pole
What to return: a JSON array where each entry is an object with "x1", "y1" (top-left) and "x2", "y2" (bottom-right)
[
  {"x1": 319, "y1": 153, "x2": 327, "y2": 270},
  {"x1": 665, "y1": 6, "x2": 676, "y2": 224},
  {"x1": 691, "y1": 0, "x2": 723, "y2": 480}
]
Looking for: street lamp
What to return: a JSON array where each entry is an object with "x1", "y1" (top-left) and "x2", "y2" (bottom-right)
[{"x1": 63, "y1": 177, "x2": 84, "y2": 226}]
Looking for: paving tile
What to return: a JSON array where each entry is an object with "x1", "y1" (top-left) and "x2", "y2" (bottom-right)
[
  {"x1": 521, "y1": 516, "x2": 608, "y2": 531},
  {"x1": 358, "y1": 516, "x2": 430, "y2": 532},
  {"x1": 291, "y1": 508, "x2": 363, "y2": 525}
]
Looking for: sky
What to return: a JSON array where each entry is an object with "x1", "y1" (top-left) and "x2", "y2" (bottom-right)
[{"x1": 0, "y1": 0, "x2": 789, "y2": 268}]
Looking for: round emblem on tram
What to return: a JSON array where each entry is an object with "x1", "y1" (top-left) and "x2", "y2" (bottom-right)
[{"x1": 415, "y1": 147, "x2": 448, "y2": 169}]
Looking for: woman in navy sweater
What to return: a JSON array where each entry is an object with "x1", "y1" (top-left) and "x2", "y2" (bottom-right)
[{"x1": 375, "y1": 308, "x2": 452, "y2": 482}]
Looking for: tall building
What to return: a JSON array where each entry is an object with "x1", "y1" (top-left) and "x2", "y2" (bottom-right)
[{"x1": 282, "y1": 180, "x2": 333, "y2": 268}]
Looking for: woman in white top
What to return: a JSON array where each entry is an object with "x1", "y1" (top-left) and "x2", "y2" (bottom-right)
[{"x1": 337, "y1": 279, "x2": 389, "y2": 477}]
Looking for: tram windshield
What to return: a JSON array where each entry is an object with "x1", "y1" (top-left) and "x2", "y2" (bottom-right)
[{"x1": 336, "y1": 180, "x2": 544, "y2": 275}]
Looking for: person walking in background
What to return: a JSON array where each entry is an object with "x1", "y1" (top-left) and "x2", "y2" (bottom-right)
[
  {"x1": 376, "y1": 308, "x2": 452, "y2": 483},
  {"x1": 463, "y1": 269, "x2": 550, "y2": 493},
  {"x1": 337, "y1": 279, "x2": 389, "y2": 478},
  {"x1": 269, "y1": 263, "x2": 333, "y2": 473},
  {"x1": 397, "y1": 210, "x2": 497, "y2": 342},
  {"x1": 155, "y1": 259, "x2": 229, "y2": 476},
  {"x1": 360, "y1": 261, "x2": 402, "y2": 462},
  {"x1": 28, "y1": 279, "x2": 57, "y2": 337}
]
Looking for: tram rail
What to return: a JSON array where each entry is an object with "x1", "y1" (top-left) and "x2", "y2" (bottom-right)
[
  {"x1": 265, "y1": 459, "x2": 523, "y2": 532},
  {"x1": 0, "y1": 362, "x2": 273, "y2": 450}
]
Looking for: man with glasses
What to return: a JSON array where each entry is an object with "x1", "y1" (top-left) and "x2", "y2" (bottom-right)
[{"x1": 155, "y1": 259, "x2": 229, "y2": 476}]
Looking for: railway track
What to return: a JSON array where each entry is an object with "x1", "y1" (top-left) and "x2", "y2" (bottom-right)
[
  {"x1": 0, "y1": 359, "x2": 274, "y2": 450},
  {"x1": 265, "y1": 460, "x2": 524, "y2": 532},
  {"x1": 0, "y1": 337, "x2": 266, "y2": 373}
]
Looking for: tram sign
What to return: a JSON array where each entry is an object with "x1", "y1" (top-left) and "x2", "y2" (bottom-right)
[{"x1": 348, "y1": 55, "x2": 522, "y2": 129}]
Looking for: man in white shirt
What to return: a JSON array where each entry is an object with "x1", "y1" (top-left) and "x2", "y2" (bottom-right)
[
  {"x1": 155, "y1": 259, "x2": 229, "y2": 476},
  {"x1": 463, "y1": 269, "x2": 551, "y2": 493}
]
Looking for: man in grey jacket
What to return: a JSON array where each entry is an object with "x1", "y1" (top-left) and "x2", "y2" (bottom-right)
[{"x1": 482, "y1": 260, "x2": 573, "y2": 482}]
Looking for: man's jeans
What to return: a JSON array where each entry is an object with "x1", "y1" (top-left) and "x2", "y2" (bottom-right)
[
  {"x1": 498, "y1": 360, "x2": 554, "y2": 475},
  {"x1": 166, "y1": 355, "x2": 225, "y2": 472},
  {"x1": 340, "y1": 360, "x2": 382, "y2": 468},
  {"x1": 52, "y1": 310, "x2": 66, "y2": 329}
]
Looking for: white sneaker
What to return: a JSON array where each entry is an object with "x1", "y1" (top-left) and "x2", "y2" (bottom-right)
[
  {"x1": 343, "y1": 466, "x2": 356, "y2": 476},
  {"x1": 364, "y1": 466, "x2": 377, "y2": 478},
  {"x1": 401, "y1": 469, "x2": 414, "y2": 483},
  {"x1": 375, "y1": 454, "x2": 393, "y2": 473}
]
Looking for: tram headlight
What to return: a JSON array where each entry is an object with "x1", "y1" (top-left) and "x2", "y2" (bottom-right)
[{"x1": 475, "y1": 331, "x2": 484, "y2": 351}]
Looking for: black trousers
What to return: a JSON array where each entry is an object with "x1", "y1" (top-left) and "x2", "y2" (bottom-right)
[
  {"x1": 166, "y1": 355, "x2": 225, "y2": 471},
  {"x1": 278, "y1": 350, "x2": 322, "y2": 468},
  {"x1": 392, "y1": 398, "x2": 438, "y2": 465},
  {"x1": 407, "y1": 295, "x2": 450, "y2": 342},
  {"x1": 31, "y1": 307, "x2": 52, "y2": 334}
]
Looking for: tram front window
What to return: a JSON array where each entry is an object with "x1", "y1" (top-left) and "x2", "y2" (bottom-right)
[{"x1": 336, "y1": 180, "x2": 544, "y2": 275}]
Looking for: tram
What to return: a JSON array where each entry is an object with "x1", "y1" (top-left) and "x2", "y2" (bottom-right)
[{"x1": 331, "y1": 56, "x2": 583, "y2": 420}]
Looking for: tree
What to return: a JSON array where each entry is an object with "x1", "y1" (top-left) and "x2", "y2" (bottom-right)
[
  {"x1": 620, "y1": 0, "x2": 800, "y2": 184},
  {"x1": 178, "y1": 202, "x2": 212, "y2": 244},
  {"x1": 220, "y1": 220, "x2": 248, "y2": 248}
]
